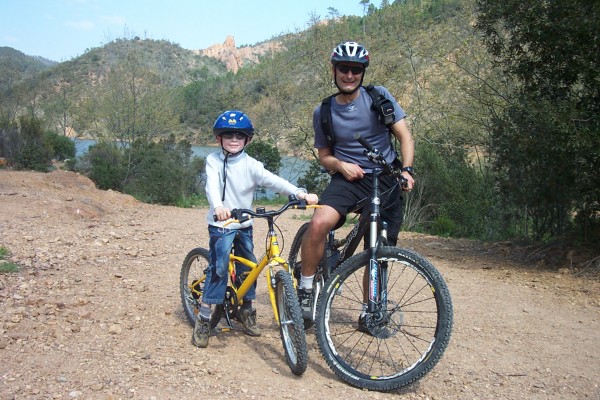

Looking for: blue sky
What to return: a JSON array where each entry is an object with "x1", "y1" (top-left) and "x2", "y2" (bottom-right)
[{"x1": 1, "y1": 0, "x2": 365, "y2": 62}]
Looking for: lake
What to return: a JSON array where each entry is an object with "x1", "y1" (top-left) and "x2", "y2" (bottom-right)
[{"x1": 73, "y1": 139, "x2": 311, "y2": 195}]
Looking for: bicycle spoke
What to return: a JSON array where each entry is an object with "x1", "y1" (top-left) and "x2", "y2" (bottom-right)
[{"x1": 316, "y1": 247, "x2": 453, "y2": 391}]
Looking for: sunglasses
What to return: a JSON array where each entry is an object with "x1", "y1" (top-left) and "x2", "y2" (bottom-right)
[
  {"x1": 336, "y1": 65, "x2": 365, "y2": 75},
  {"x1": 221, "y1": 132, "x2": 247, "y2": 140}
]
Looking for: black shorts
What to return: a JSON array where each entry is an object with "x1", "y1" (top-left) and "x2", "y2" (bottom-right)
[{"x1": 320, "y1": 173, "x2": 404, "y2": 244}]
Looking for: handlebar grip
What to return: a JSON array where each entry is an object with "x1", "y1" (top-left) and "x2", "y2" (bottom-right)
[{"x1": 214, "y1": 209, "x2": 249, "y2": 223}]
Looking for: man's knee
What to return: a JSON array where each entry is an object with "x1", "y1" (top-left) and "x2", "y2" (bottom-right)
[{"x1": 308, "y1": 214, "x2": 337, "y2": 239}]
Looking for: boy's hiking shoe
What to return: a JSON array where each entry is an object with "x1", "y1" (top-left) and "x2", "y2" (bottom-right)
[
  {"x1": 192, "y1": 316, "x2": 210, "y2": 348},
  {"x1": 297, "y1": 288, "x2": 313, "y2": 320},
  {"x1": 236, "y1": 308, "x2": 261, "y2": 337}
]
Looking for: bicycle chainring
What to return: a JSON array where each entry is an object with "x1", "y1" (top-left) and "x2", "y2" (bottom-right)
[{"x1": 223, "y1": 286, "x2": 239, "y2": 319}]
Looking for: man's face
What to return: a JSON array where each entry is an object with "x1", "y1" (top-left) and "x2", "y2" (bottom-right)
[{"x1": 334, "y1": 62, "x2": 365, "y2": 94}]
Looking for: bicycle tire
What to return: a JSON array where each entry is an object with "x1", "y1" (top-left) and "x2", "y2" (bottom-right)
[
  {"x1": 288, "y1": 222, "x2": 310, "y2": 282},
  {"x1": 275, "y1": 270, "x2": 308, "y2": 375},
  {"x1": 179, "y1": 248, "x2": 220, "y2": 329},
  {"x1": 288, "y1": 222, "x2": 315, "y2": 329},
  {"x1": 315, "y1": 246, "x2": 453, "y2": 391}
]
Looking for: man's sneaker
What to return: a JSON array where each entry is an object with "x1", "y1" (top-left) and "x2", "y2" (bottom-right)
[
  {"x1": 297, "y1": 288, "x2": 313, "y2": 320},
  {"x1": 192, "y1": 317, "x2": 210, "y2": 348},
  {"x1": 236, "y1": 308, "x2": 261, "y2": 337}
]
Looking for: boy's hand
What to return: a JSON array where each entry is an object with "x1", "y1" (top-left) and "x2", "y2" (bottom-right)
[
  {"x1": 214, "y1": 206, "x2": 231, "y2": 221},
  {"x1": 297, "y1": 192, "x2": 319, "y2": 205}
]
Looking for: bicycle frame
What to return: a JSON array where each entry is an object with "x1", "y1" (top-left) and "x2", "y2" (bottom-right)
[
  {"x1": 325, "y1": 168, "x2": 392, "y2": 312},
  {"x1": 227, "y1": 217, "x2": 289, "y2": 324},
  {"x1": 181, "y1": 196, "x2": 315, "y2": 375}
]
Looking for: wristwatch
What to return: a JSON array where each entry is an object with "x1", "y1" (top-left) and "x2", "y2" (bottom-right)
[{"x1": 401, "y1": 166, "x2": 414, "y2": 176}]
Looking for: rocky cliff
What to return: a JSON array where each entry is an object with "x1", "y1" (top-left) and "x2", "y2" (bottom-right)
[{"x1": 195, "y1": 35, "x2": 283, "y2": 73}]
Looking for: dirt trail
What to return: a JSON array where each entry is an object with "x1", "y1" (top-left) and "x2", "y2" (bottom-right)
[{"x1": 1, "y1": 170, "x2": 599, "y2": 400}]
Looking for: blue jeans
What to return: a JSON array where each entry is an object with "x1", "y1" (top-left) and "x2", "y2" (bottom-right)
[{"x1": 202, "y1": 225, "x2": 257, "y2": 304}]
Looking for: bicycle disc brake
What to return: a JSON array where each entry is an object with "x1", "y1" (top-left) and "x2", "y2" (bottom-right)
[{"x1": 363, "y1": 302, "x2": 402, "y2": 339}]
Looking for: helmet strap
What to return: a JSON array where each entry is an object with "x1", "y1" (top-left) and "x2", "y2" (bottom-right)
[
  {"x1": 219, "y1": 136, "x2": 249, "y2": 201},
  {"x1": 221, "y1": 152, "x2": 229, "y2": 202}
]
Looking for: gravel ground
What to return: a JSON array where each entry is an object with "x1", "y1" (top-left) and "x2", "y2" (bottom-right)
[{"x1": 1, "y1": 170, "x2": 599, "y2": 400}]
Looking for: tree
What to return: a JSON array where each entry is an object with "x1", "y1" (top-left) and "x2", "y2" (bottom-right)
[
  {"x1": 297, "y1": 159, "x2": 330, "y2": 194},
  {"x1": 246, "y1": 140, "x2": 281, "y2": 174},
  {"x1": 246, "y1": 140, "x2": 282, "y2": 199},
  {"x1": 9, "y1": 116, "x2": 53, "y2": 171},
  {"x1": 360, "y1": 0, "x2": 371, "y2": 36},
  {"x1": 476, "y1": 0, "x2": 600, "y2": 242}
]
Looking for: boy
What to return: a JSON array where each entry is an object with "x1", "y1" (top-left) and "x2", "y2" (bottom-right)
[{"x1": 193, "y1": 110, "x2": 318, "y2": 348}]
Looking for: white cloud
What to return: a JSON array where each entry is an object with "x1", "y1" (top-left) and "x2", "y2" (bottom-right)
[
  {"x1": 2, "y1": 34, "x2": 17, "y2": 44},
  {"x1": 101, "y1": 15, "x2": 127, "y2": 25},
  {"x1": 65, "y1": 20, "x2": 95, "y2": 30}
]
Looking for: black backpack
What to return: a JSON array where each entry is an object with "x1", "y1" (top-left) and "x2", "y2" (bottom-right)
[{"x1": 320, "y1": 85, "x2": 396, "y2": 155}]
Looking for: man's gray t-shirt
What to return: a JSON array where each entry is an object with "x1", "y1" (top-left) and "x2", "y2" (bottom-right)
[{"x1": 313, "y1": 86, "x2": 406, "y2": 173}]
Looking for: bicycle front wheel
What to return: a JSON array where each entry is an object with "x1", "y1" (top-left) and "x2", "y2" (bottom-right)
[
  {"x1": 315, "y1": 246, "x2": 453, "y2": 391},
  {"x1": 275, "y1": 270, "x2": 308, "y2": 375}
]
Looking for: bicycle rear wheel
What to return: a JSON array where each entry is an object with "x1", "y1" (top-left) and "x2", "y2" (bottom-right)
[
  {"x1": 275, "y1": 270, "x2": 308, "y2": 375},
  {"x1": 315, "y1": 246, "x2": 453, "y2": 391},
  {"x1": 288, "y1": 222, "x2": 310, "y2": 282},
  {"x1": 180, "y1": 248, "x2": 220, "y2": 329}
]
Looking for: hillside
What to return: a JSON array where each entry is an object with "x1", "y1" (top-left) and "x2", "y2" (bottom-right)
[
  {"x1": 0, "y1": 46, "x2": 57, "y2": 92},
  {"x1": 2, "y1": 34, "x2": 280, "y2": 87},
  {"x1": 1, "y1": 170, "x2": 599, "y2": 399}
]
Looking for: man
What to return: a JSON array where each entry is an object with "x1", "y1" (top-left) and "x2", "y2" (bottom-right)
[{"x1": 297, "y1": 41, "x2": 415, "y2": 325}]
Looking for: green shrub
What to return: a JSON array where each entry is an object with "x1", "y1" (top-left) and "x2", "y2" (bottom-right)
[
  {"x1": 87, "y1": 142, "x2": 126, "y2": 190},
  {"x1": 4, "y1": 116, "x2": 53, "y2": 171},
  {"x1": 430, "y1": 215, "x2": 457, "y2": 237},
  {"x1": 122, "y1": 139, "x2": 204, "y2": 205},
  {"x1": 0, "y1": 246, "x2": 19, "y2": 274},
  {"x1": 44, "y1": 132, "x2": 76, "y2": 161}
]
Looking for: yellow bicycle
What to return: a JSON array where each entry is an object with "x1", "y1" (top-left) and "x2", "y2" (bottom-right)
[{"x1": 180, "y1": 196, "x2": 316, "y2": 375}]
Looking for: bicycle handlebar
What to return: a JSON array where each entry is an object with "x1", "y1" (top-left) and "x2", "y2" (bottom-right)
[
  {"x1": 354, "y1": 133, "x2": 408, "y2": 186},
  {"x1": 215, "y1": 195, "x2": 319, "y2": 225}
]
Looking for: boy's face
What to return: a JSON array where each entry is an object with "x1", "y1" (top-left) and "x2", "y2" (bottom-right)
[{"x1": 217, "y1": 132, "x2": 250, "y2": 153}]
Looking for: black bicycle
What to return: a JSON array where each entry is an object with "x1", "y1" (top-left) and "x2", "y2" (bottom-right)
[{"x1": 288, "y1": 134, "x2": 453, "y2": 391}]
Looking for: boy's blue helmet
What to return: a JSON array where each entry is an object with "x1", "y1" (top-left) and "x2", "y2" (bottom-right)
[{"x1": 213, "y1": 110, "x2": 254, "y2": 137}]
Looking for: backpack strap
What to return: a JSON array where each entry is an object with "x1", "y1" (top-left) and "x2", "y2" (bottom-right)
[{"x1": 320, "y1": 93, "x2": 337, "y2": 155}]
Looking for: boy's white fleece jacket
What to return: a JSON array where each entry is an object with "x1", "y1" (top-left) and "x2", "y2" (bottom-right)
[{"x1": 205, "y1": 150, "x2": 306, "y2": 229}]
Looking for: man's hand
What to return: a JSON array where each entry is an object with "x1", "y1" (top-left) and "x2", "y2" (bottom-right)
[
  {"x1": 338, "y1": 162, "x2": 365, "y2": 181},
  {"x1": 401, "y1": 171, "x2": 415, "y2": 191}
]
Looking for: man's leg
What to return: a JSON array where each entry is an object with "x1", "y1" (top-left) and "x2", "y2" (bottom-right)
[
  {"x1": 299, "y1": 205, "x2": 340, "y2": 282},
  {"x1": 298, "y1": 206, "x2": 339, "y2": 319}
]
